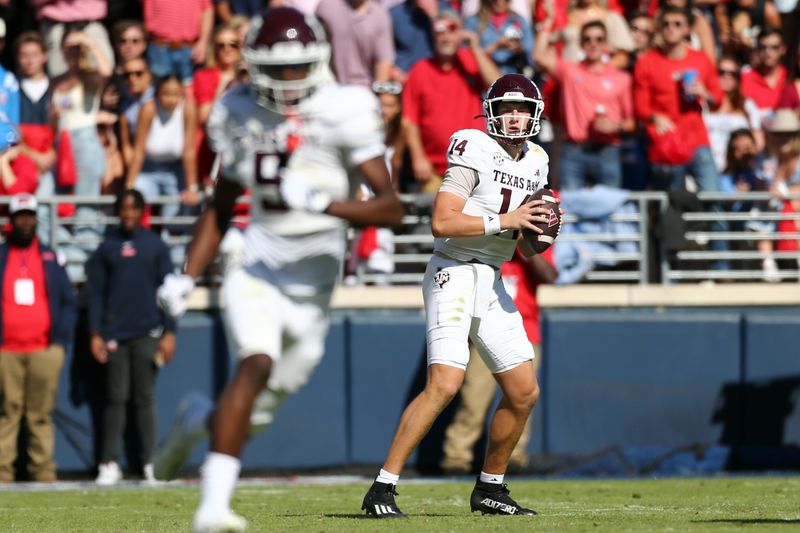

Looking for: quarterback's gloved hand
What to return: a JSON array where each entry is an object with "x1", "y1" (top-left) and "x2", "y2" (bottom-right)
[
  {"x1": 157, "y1": 273, "x2": 195, "y2": 319},
  {"x1": 279, "y1": 169, "x2": 331, "y2": 214}
]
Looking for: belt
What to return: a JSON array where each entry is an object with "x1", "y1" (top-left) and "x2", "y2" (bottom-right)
[
  {"x1": 433, "y1": 250, "x2": 499, "y2": 270},
  {"x1": 151, "y1": 38, "x2": 197, "y2": 50}
]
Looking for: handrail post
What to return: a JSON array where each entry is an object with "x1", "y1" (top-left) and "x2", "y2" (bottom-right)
[{"x1": 639, "y1": 195, "x2": 649, "y2": 284}]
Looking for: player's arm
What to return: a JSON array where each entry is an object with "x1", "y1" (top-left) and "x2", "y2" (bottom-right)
[
  {"x1": 431, "y1": 165, "x2": 549, "y2": 238},
  {"x1": 183, "y1": 177, "x2": 244, "y2": 278},
  {"x1": 157, "y1": 176, "x2": 244, "y2": 318},
  {"x1": 325, "y1": 156, "x2": 404, "y2": 227}
]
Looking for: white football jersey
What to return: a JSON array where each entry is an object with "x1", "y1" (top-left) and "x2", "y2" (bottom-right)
[
  {"x1": 434, "y1": 128, "x2": 550, "y2": 268},
  {"x1": 207, "y1": 83, "x2": 386, "y2": 294}
]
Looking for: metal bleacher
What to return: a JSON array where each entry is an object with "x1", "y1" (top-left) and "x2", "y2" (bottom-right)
[{"x1": 2, "y1": 191, "x2": 800, "y2": 285}]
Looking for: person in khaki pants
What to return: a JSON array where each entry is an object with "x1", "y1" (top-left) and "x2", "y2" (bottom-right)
[
  {"x1": 0, "y1": 193, "x2": 77, "y2": 482},
  {"x1": 441, "y1": 249, "x2": 556, "y2": 474}
]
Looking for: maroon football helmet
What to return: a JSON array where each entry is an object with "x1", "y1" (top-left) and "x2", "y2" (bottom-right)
[
  {"x1": 243, "y1": 7, "x2": 331, "y2": 112},
  {"x1": 482, "y1": 74, "x2": 544, "y2": 143}
]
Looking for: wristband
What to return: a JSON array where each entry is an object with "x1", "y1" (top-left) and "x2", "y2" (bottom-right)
[{"x1": 483, "y1": 214, "x2": 501, "y2": 235}]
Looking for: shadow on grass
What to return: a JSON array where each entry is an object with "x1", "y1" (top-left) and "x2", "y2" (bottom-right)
[
  {"x1": 305, "y1": 513, "x2": 456, "y2": 519},
  {"x1": 694, "y1": 519, "x2": 800, "y2": 525}
]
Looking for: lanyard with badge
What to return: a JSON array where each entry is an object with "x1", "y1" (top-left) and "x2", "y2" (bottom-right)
[{"x1": 14, "y1": 249, "x2": 36, "y2": 306}]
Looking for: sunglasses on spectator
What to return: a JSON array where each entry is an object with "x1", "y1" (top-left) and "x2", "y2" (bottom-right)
[
  {"x1": 581, "y1": 35, "x2": 606, "y2": 44},
  {"x1": 718, "y1": 68, "x2": 739, "y2": 78},
  {"x1": 630, "y1": 24, "x2": 652, "y2": 35},
  {"x1": 120, "y1": 37, "x2": 144, "y2": 45},
  {"x1": 433, "y1": 20, "x2": 460, "y2": 33},
  {"x1": 660, "y1": 19, "x2": 685, "y2": 28},
  {"x1": 758, "y1": 43, "x2": 782, "y2": 51},
  {"x1": 216, "y1": 41, "x2": 241, "y2": 51},
  {"x1": 372, "y1": 81, "x2": 403, "y2": 95},
  {"x1": 123, "y1": 70, "x2": 147, "y2": 79}
]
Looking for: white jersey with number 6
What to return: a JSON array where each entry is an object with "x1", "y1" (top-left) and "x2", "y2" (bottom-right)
[
  {"x1": 434, "y1": 128, "x2": 550, "y2": 268},
  {"x1": 206, "y1": 83, "x2": 385, "y2": 294}
]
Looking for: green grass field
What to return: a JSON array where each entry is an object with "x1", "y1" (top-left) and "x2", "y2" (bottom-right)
[{"x1": 0, "y1": 476, "x2": 798, "y2": 532}]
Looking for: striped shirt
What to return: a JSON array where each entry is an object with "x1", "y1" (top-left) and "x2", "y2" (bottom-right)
[{"x1": 143, "y1": 0, "x2": 212, "y2": 42}]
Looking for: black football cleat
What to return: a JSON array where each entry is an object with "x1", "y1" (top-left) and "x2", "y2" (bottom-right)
[
  {"x1": 470, "y1": 479, "x2": 538, "y2": 516},
  {"x1": 362, "y1": 481, "x2": 407, "y2": 518}
]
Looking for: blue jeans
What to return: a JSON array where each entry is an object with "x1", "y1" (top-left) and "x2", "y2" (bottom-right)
[
  {"x1": 559, "y1": 142, "x2": 623, "y2": 190},
  {"x1": 65, "y1": 125, "x2": 105, "y2": 249},
  {"x1": 134, "y1": 160, "x2": 184, "y2": 219},
  {"x1": 146, "y1": 44, "x2": 194, "y2": 84},
  {"x1": 651, "y1": 146, "x2": 730, "y2": 270}
]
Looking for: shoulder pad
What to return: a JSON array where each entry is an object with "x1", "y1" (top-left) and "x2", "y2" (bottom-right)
[
  {"x1": 445, "y1": 129, "x2": 494, "y2": 171},
  {"x1": 526, "y1": 142, "x2": 549, "y2": 162}
]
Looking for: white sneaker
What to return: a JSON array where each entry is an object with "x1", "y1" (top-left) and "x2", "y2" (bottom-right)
[
  {"x1": 762, "y1": 256, "x2": 780, "y2": 283},
  {"x1": 142, "y1": 463, "x2": 157, "y2": 484},
  {"x1": 192, "y1": 510, "x2": 247, "y2": 533},
  {"x1": 152, "y1": 393, "x2": 214, "y2": 480},
  {"x1": 95, "y1": 461, "x2": 122, "y2": 486}
]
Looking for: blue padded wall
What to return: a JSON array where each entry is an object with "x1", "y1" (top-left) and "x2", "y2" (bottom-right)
[
  {"x1": 742, "y1": 315, "x2": 800, "y2": 447},
  {"x1": 541, "y1": 311, "x2": 741, "y2": 454},
  {"x1": 347, "y1": 312, "x2": 427, "y2": 464}
]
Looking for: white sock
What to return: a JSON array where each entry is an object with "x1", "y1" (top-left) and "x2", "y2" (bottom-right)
[
  {"x1": 375, "y1": 468, "x2": 400, "y2": 485},
  {"x1": 479, "y1": 471, "x2": 504, "y2": 485},
  {"x1": 197, "y1": 452, "x2": 241, "y2": 517}
]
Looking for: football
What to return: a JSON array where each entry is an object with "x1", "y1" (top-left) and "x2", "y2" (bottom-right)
[{"x1": 522, "y1": 188, "x2": 561, "y2": 254}]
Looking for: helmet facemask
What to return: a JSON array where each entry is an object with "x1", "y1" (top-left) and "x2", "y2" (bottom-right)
[{"x1": 484, "y1": 94, "x2": 544, "y2": 144}]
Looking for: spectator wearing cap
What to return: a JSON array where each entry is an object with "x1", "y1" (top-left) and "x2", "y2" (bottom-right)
[
  {"x1": 86, "y1": 189, "x2": 176, "y2": 485},
  {"x1": 316, "y1": 0, "x2": 396, "y2": 86},
  {"x1": 29, "y1": 0, "x2": 115, "y2": 78},
  {"x1": 402, "y1": 11, "x2": 500, "y2": 192},
  {"x1": 0, "y1": 193, "x2": 77, "y2": 483},
  {"x1": 0, "y1": 19, "x2": 20, "y2": 128},
  {"x1": 142, "y1": 0, "x2": 214, "y2": 84}
]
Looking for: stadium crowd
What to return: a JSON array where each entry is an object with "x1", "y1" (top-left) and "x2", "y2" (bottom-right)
[{"x1": 0, "y1": 0, "x2": 799, "y2": 484}]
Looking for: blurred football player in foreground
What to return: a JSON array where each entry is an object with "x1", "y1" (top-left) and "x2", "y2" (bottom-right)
[
  {"x1": 153, "y1": 8, "x2": 404, "y2": 532},
  {"x1": 362, "y1": 73, "x2": 553, "y2": 518}
]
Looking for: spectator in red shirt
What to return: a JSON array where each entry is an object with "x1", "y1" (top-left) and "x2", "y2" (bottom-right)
[
  {"x1": 440, "y1": 249, "x2": 556, "y2": 474},
  {"x1": 634, "y1": 5, "x2": 729, "y2": 268},
  {"x1": 777, "y1": 44, "x2": 800, "y2": 113},
  {"x1": 143, "y1": 0, "x2": 214, "y2": 84},
  {"x1": 0, "y1": 120, "x2": 39, "y2": 204},
  {"x1": 535, "y1": 21, "x2": 635, "y2": 190},
  {"x1": 402, "y1": 11, "x2": 500, "y2": 192},
  {"x1": 0, "y1": 194, "x2": 77, "y2": 482},
  {"x1": 193, "y1": 23, "x2": 243, "y2": 189},
  {"x1": 741, "y1": 28, "x2": 788, "y2": 126}
]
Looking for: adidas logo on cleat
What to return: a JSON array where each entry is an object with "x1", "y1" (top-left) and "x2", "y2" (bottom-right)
[
  {"x1": 362, "y1": 481, "x2": 407, "y2": 519},
  {"x1": 372, "y1": 504, "x2": 400, "y2": 516},
  {"x1": 480, "y1": 497, "x2": 518, "y2": 514},
  {"x1": 470, "y1": 478, "x2": 538, "y2": 516}
]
